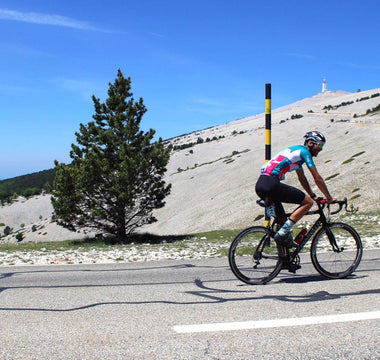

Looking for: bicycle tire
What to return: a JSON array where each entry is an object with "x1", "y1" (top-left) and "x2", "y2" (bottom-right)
[
  {"x1": 310, "y1": 222, "x2": 362, "y2": 279},
  {"x1": 228, "y1": 226, "x2": 282, "y2": 285}
]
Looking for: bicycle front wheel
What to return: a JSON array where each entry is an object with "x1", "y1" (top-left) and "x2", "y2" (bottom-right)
[
  {"x1": 311, "y1": 222, "x2": 363, "y2": 279},
  {"x1": 228, "y1": 226, "x2": 282, "y2": 285}
]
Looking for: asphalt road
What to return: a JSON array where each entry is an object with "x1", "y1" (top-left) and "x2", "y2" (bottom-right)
[{"x1": 0, "y1": 249, "x2": 379, "y2": 359}]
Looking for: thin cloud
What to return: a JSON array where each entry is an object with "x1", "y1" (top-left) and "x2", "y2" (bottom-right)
[
  {"x1": 191, "y1": 97, "x2": 225, "y2": 107},
  {"x1": 0, "y1": 83, "x2": 35, "y2": 95},
  {"x1": 149, "y1": 32, "x2": 165, "y2": 38},
  {"x1": 336, "y1": 61, "x2": 380, "y2": 71},
  {"x1": 0, "y1": 8, "x2": 109, "y2": 32},
  {"x1": 0, "y1": 43, "x2": 54, "y2": 58},
  {"x1": 54, "y1": 77, "x2": 98, "y2": 100},
  {"x1": 287, "y1": 52, "x2": 316, "y2": 60},
  {"x1": 186, "y1": 96, "x2": 262, "y2": 116}
]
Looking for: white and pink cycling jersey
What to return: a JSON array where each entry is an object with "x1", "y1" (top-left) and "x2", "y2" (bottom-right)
[{"x1": 261, "y1": 145, "x2": 316, "y2": 180}]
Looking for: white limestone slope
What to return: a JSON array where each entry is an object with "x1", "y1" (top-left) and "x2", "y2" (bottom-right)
[
  {"x1": 144, "y1": 88, "x2": 380, "y2": 235},
  {"x1": 1, "y1": 88, "x2": 379, "y2": 242}
]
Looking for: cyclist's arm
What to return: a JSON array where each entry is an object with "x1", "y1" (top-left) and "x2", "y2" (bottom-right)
[
  {"x1": 296, "y1": 169, "x2": 315, "y2": 198},
  {"x1": 308, "y1": 167, "x2": 335, "y2": 203}
]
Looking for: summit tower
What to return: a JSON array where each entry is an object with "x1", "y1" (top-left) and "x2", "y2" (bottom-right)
[{"x1": 322, "y1": 77, "x2": 327, "y2": 93}]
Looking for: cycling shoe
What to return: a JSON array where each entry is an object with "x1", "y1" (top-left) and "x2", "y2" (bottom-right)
[
  {"x1": 281, "y1": 263, "x2": 302, "y2": 273},
  {"x1": 274, "y1": 232, "x2": 297, "y2": 248}
]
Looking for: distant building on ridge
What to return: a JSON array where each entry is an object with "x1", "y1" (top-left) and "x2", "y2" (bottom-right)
[{"x1": 322, "y1": 77, "x2": 327, "y2": 93}]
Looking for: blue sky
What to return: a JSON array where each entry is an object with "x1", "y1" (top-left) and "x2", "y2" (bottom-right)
[{"x1": 0, "y1": 0, "x2": 379, "y2": 180}]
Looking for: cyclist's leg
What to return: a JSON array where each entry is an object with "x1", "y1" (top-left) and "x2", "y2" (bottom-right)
[
  {"x1": 256, "y1": 175, "x2": 306, "y2": 245},
  {"x1": 273, "y1": 201, "x2": 285, "y2": 216},
  {"x1": 271, "y1": 183, "x2": 307, "y2": 246},
  {"x1": 288, "y1": 196, "x2": 313, "y2": 223},
  {"x1": 255, "y1": 175, "x2": 278, "y2": 218},
  {"x1": 273, "y1": 201, "x2": 286, "y2": 229},
  {"x1": 256, "y1": 175, "x2": 287, "y2": 226}
]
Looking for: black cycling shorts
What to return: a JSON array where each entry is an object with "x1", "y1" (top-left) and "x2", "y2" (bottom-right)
[{"x1": 255, "y1": 174, "x2": 306, "y2": 217}]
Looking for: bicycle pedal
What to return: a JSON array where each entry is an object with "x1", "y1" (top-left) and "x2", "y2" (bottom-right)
[
  {"x1": 281, "y1": 263, "x2": 301, "y2": 273},
  {"x1": 288, "y1": 264, "x2": 301, "y2": 273}
]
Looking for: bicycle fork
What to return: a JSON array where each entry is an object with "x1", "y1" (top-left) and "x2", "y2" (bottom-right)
[
  {"x1": 253, "y1": 233, "x2": 271, "y2": 262},
  {"x1": 325, "y1": 226, "x2": 342, "y2": 253}
]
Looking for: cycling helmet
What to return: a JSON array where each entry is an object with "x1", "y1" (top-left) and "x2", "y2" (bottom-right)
[{"x1": 303, "y1": 130, "x2": 326, "y2": 145}]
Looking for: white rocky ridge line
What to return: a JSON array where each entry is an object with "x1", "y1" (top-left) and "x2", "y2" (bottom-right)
[
  {"x1": 0, "y1": 236, "x2": 378, "y2": 266},
  {"x1": 0, "y1": 242, "x2": 231, "y2": 266}
]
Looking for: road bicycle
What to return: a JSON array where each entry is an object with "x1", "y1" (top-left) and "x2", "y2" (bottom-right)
[{"x1": 228, "y1": 197, "x2": 363, "y2": 285}]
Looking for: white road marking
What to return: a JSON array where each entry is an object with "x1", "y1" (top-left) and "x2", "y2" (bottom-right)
[{"x1": 173, "y1": 311, "x2": 380, "y2": 333}]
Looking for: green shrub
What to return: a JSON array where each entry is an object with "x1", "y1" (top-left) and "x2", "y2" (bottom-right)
[
  {"x1": 325, "y1": 173, "x2": 339, "y2": 181},
  {"x1": 16, "y1": 232, "x2": 24, "y2": 242},
  {"x1": 350, "y1": 194, "x2": 361, "y2": 200},
  {"x1": 352, "y1": 151, "x2": 365, "y2": 157},
  {"x1": 342, "y1": 158, "x2": 354, "y2": 164},
  {"x1": 3, "y1": 226, "x2": 12, "y2": 236},
  {"x1": 21, "y1": 187, "x2": 41, "y2": 198}
]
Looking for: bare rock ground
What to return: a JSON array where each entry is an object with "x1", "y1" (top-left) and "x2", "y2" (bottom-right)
[{"x1": 1, "y1": 88, "x2": 379, "y2": 245}]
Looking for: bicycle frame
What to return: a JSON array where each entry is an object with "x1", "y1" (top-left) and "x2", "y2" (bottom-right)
[
  {"x1": 269, "y1": 198, "x2": 347, "y2": 262},
  {"x1": 229, "y1": 197, "x2": 361, "y2": 284}
]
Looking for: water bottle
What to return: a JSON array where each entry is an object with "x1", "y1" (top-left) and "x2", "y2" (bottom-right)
[{"x1": 294, "y1": 228, "x2": 307, "y2": 244}]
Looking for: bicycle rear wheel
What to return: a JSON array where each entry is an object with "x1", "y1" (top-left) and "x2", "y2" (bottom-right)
[
  {"x1": 228, "y1": 226, "x2": 282, "y2": 285},
  {"x1": 311, "y1": 222, "x2": 362, "y2": 279}
]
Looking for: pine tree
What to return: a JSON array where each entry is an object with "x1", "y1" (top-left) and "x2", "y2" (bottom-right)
[{"x1": 52, "y1": 69, "x2": 171, "y2": 241}]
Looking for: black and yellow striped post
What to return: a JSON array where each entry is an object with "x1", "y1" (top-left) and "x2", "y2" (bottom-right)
[
  {"x1": 265, "y1": 83, "x2": 271, "y2": 225},
  {"x1": 265, "y1": 83, "x2": 271, "y2": 162}
]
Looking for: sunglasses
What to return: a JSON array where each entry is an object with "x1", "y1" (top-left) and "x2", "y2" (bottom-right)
[{"x1": 317, "y1": 142, "x2": 325, "y2": 149}]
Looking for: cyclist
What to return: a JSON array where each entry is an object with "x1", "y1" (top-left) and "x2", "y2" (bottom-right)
[{"x1": 255, "y1": 130, "x2": 336, "y2": 246}]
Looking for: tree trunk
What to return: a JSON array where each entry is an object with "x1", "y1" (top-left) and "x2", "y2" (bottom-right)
[
  {"x1": 117, "y1": 227, "x2": 127, "y2": 242},
  {"x1": 116, "y1": 206, "x2": 127, "y2": 241}
]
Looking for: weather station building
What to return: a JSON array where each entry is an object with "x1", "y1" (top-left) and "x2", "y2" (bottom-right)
[{"x1": 322, "y1": 77, "x2": 328, "y2": 93}]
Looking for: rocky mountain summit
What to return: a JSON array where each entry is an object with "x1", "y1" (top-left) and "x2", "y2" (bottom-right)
[
  {"x1": 145, "y1": 88, "x2": 380, "y2": 235},
  {"x1": 1, "y1": 87, "x2": 379, "y2": 242}
]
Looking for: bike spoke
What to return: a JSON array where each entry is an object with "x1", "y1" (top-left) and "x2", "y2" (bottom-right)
[
  {"x1": 229, "y1": 226, "x2": 282, "y2": 285},
  {"x1": 311, "y1": 223, "x2": 362, "y2": 279}
]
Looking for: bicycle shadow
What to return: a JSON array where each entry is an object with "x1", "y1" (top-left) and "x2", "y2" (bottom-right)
[
  {"x1": 0, "y1": 260, "x2": 375, "y2": 311},
  {"x1": 0, "y1": 274, "x2": 376, "y2": 311},
  {"x1": 190, "y1": 276, "x2": 378, "y2": 303},
  {"x1": 278, "y1": 272, "x2": 367, "y2": 284}
]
